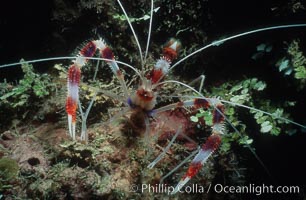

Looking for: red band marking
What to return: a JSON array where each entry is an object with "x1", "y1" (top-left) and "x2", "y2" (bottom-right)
[
  {"x1": 66, "y1": 96, "x2": 77, "y2": 120},
  {"x1": 194, "y1": 98, "x2": 210, "y2": 109},
  {"x1": 163, "y1": 47, "x2": 178, "y2": 61},
  {"x1": 182, "y1": 162, "x2": 202, "y2": 179},
  {"x1": 101, "y1": 47, "x2": 114, "y2": 60},
  {"x1": 148, "y1": 69, "x2": 164, "y2": 84},
  {"x1": 68, "y1": 65, "x2": 81, "y2": 85},
  {"x1": 80, "y1": 41, "x2": 97, "y2": 58},
  {"x1": 202, "y1": 134, "x2": 222, "y2": 151}
]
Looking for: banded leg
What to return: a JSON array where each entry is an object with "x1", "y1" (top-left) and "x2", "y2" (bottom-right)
[
  {"x1": 65, "y1": 39, "x2": 128, "y2": 139},
  {"x1": 171, "y1": 101, "x2": 225, "y2": 194},
  {"x1": 66, "y1": 64, "x2": 81, "y2": 140},
  {"x1": 150, "y1": 97, "x2": 225, "y2": 194},
  {"x1": 147, "y1": 38, "x2": 181, "y2": 84},
  {"x1": 171, "y1": 133, "x2": 222, "y2": 194}
]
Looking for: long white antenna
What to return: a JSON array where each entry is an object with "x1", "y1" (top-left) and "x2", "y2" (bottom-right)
[
  {"x1": 168, "y1": 24, "x2": 306, "y2": 75},
  {"x1": 116, "y1": 0, "x2": 144, "y2": 69},
  {"x1": 0, "y1": 57, "x2": 143, "y2": 78},
  {"x1": 144, "y1": 0, "x2": 154, "y2": 65}
]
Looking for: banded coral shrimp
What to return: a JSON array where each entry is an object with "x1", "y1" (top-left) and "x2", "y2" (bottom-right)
[{"x1": 0, "y1": 0, "x2": 306, "y2": 198}]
